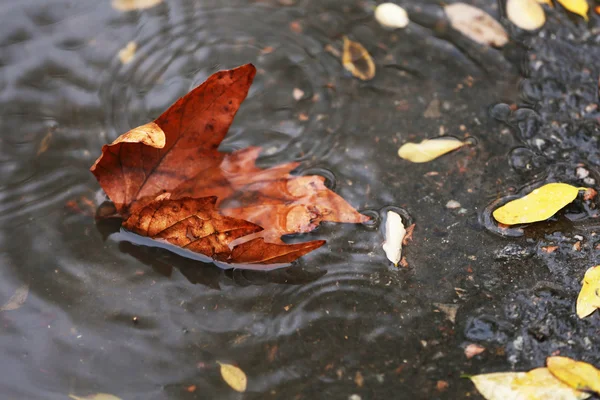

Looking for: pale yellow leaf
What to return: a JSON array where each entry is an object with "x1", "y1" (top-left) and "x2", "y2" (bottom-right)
[
  {"x1": 492, "y1": 183, "x2": 584, "y2": 225},
  {"x1": 397, "y1": 137, "x2": 465, "y2": 163},
  {"x1": 382, "y1": 210, "x2": 406, "y2": 266},
  {"x1": 471, "y1": 368, "x2": 591, "y2": 400},
  {"x1": 547, "y1": 356, "x2": 600, "y2": 394},
  {"x1": 111, "y1": 0, "x2": 163, "y2": 12},
  {"x1": 375, "y1": 3, "x2": 409, "y2": 29},
  {"x1": 507, "y1": 0, "x2": 547, "y2": 31},
  {"x1": 68, "y1": 394, "x2": 122, "y2": 400},
  {"x1": 556, "y1": 0, "x2": 589, "y2": 20},
  {"x1": 218, "y1": 362, "x2": 247, "y2": 393},
  {"x1": 445, "y1": 3, "x2": 508, "y2": 47},
  {"x1": 576, "y1": 265, "x2": 600, "y2": 318},
  {"x1": 536, "y1": 0, "x2": 553, "y2": 5},
  {"x1": 0, "y1": 283, "x2": 29, "y2": 311},
  {"x1": 342, "y1": 36, "x2": 375, "y2": 81},
  {"x1": 118, "y1": 41, "x2": 137, "y2": 64}
]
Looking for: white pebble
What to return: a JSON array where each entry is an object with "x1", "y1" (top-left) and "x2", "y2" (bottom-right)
[
  {"x1": 375, "y1": 3, "x2": 409, "y2": 29},
  {"x1": 446, "y1": 200, "x2": 461, "y2": 209}
]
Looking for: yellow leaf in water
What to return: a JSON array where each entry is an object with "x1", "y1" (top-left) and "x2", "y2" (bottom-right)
[
  {"x1": 118, "y1": 41, "x2": 137, "y2": 64},
  {"x1": 218, "y1": 362, "x2": 247, "y2": 393},
  {"x1": 547, "y1": 356, "x2": 600, "y2": 394},
  {"x1": 342, "y1": 36, "x2": 375, "y2": 81},
  {"x1": 492, "y1": 183, "x2": 584, "y2": 225},
  {"x1": 556, "y1": 0, "x2": 589, "y2": 20},
  {"x1": 576, "y1": 265, "x2": 600, "y2": 318},
  {"x1": 397, "y1": 137, "x2": 466, "y2": 163},
  {"x1": 0, "y1": 283, "x2": 29, "y2": 311},
  {"x1": 111, "y1": 0, "x2": 163, "y2": 12},
  {"x1": 445, "y1": 3, "x2": 509, "y2": 47},
  {"x1": 471, "y1": 368, "x2": 591, "y2": 400},
  {"x1": 507, "y1": 0, "x2": 547, "y2": 31},
  {"x1": 68, "y1": 394, "x2": 122, "y2": 400}
]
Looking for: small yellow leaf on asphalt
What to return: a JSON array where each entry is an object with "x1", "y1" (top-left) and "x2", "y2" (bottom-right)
[
  {"x1": 547, "y1": 356, "x2": 600, "y2": 394},
  {"x1": 68, "y1": 394, "x2": 122, "y2": 400},
  {"x1": 445, "y1": 3, "x2": 508, "y2": 47},
  {"x1": 556, "y1": 0, "x2": 589, "y2": 20},
  {"x1": 0, "y1": 283, "x2": 29, "y2": 311},
  {"x1": 342, "y1": 36, "x2": 375, "y2": 81},
  {"x1": 493, "y1": 183, "x2": 584, "y2": 225},
  {"x1": 118, "y1": 41, "x2": 137, "y2": 64},
  {"x1": 576, "y1": 265, "x2": 600, "y2": 318},
  {"x1": 507, "y1": 0, "x2": 547, "y2": 31},
  {"x1": 398, "y1": 137, "x2": 465, "y2": 163},
  {"x1": 111, "y1": 0, "x2": 163, "y2": 12},
  {"x1": 471, "y1": 368, "x2": 591, "y2": 400},
  {"x1": 218, "y1": 362, "x2": 247, "y2": 392}
]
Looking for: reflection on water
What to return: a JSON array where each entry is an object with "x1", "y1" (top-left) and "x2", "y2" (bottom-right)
[{"x1": 3, "y1": 0, "x2": 599, "y2": 398}]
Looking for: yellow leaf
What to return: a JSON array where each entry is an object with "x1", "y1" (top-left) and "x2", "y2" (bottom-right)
[
  {"x1": 576, "y1": 265, "x2": 600, "y2": 318},
  {"x1": 556, "y1": 0, "x2": 589, "y2": 20},
  {"x1": 111, "y1": 0, "x2": 163, "y2": 12},
  {"x1": 507, "y1": 0, "x2": 547, "y2": 31},
  {"x1": 471, "y1": 368, "x2": 591, "y2": 400},
  {"x1": 0, "y1": 283, "x2": 29, "y2": 311},
  {"x1": 68, "y1": 394, "x2": 122, "y2": 400},
  {"x1": 342, "y1": 36, "x2": 376, "y2": 81},
  {"x1": 218, "y1": 362, "x2": 247, "y2": 393},
  {"x1": 492, "y1": 183, "x2": 584, "y2": 225},
  {"x1": 397, "y1": 137, "x2": 466, "y2": 163},
  {"x1": 536, "y1": 0, "x2": 553, "y2": 5},
  {"x1": 547, "y1": 356, "x2": 600, "y2": 394},
  {"x1": 445, "y1": 3, "x2": 509, "y2": 47},
  {"x1": 118, "y1": 41, "x2": 137, "y2": 65}
]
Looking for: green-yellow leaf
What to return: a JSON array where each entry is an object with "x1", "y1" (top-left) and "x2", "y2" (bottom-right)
[
  {"x1": 493, "y1": 183, "x2": 584, "y2": 225},
  {"x1": 218, "y1": 361, "x2": 247, "y2": 393},
  {"x1": 471, "y1": 368, "x2": 591, "y2": 400},
  {"x1": 576, "y1": 265, "x2": 600, "y2": 318},
  {"x1": 556, "y1": 0, "x2": 589, "y2": 20},
  {"x1": 68, "y1": 394, "x2": 122, "y2": 400},
  {"x1": 547, "y1": 356, "x2": 600, "y2": 394},
  {"x1": 397, "y1": 137, "x2": 466, "y2": 163}
]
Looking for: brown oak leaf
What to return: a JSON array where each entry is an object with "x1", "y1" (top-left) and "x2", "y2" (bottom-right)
[{"x1": 91, "y1": 64, "x2": 367, "y2": 267}]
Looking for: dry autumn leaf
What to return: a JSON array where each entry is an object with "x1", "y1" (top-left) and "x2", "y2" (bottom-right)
[
  {"x1": 556, "y1": 0, "x2": 589, "y2": 20},
  {"x1": 0, "y1": 283, "x2": 29, "y2": 311},
  {"x1": 69, "y1": 394, "x2": 122, "y2": 400},
  {"x1": 342, "y1": 36, "x2": 376, "y2": 81},
  {"x1": 547, "y1": 356, "x2": 600, "y2": 394},
  {"x1": 90, "y1": 64, "x2": 367, "y2": 267},
  {"x1": 470, "y1": 368, "x2": 591, "y2": 400},
  {"x1": 576, "y1": 265, "x2": 600, "y2": 318},
  {"x1": 444, "y1": 3, "x2": 508, "y2": 47},
  {"x1": 111, "y1": 0, "x2": 163, "y2": 12},
  {"x1": 507, "y1": 0, "x2": 547, "y2": 30},
  {"x1": 218, "y1": 362, "x2": 247, "y2": 392},
  {"x1": 397, "y1": 137, "x2": 466, "y2": 163},
  {"x1": 493, "y1": 183, "x2": 585, "y2": 225}
]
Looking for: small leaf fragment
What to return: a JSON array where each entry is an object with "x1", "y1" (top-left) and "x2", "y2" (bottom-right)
[
  {"x1": 382, "y1": 210, "x2": 406, "y2": 267},
  {"x1": 493, "y1": 183, "x2": 583, "y2": 225},
  {"x1": 118, "y1": 41, "x2": 137, "y2": 64},
  {"x1": 445, "y1": 3, "x2": 508, "y2": 47},
  {"x1": 111, "y1": 0, "x2": 163, "y2": 11},
  {"x1": 342, "y1": 36, "x2": 375, "y2": 81},
  {"x1": 576, "y1": 265, "x2": 600, "y2": 318},
  {"x1": 375, "y1": 3, "x2": 409, "y2": 29},
  {"x1": 68, "y1": 394, "x2": 122, "y2": 400},
  {"x1": 547, "y1": 356, "x2": 600, "y2": 394},
  {"x1": 218, "y1": 362, "x2": 247, "y2": 393},
  {"x1": 0, "y1": 283, "x2": 29, "y2": 311},
  {"x1": 556, "y1": 0, "x2": 589, "y2": 20},
  {"x1": 470, "y1": 368, "x2": 591, "y2": 400},
  {"x1": 507, "y1": 0, "x2": 546, "y2": 31},
  {"x1": 398, "y1": 137, "x2": 466, "y2": 163}
]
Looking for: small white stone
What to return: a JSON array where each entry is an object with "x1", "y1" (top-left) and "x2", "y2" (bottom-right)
[
  {"x1": 382, "y1": 211, "x2": 406, "y2": 266},
  {"x1": 446, "y1": 200, "x2": 461, "y2": 209},
  {"x1": 349, "y1": 395, "x2": 362, "y2": 400},
  {"x1": 584, "y1": 177, "x2": 596, "y2": 185},
  {"x1": 576, "y1": 167, "x2": 590, "y2": 179},
  {"x1": 292, "y1": 88, "x2": 304, "y2": 101},
  {"x1": 375, "y1": 3, "x2": 409, "y2": 29}
]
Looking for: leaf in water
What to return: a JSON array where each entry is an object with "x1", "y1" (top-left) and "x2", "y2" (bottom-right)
[
  {"x1": 375, "y1": 3, "x2": 409, "y2": 29},
  {"x1": 382, "y1": 210, "x2": 405, "y2": 267},
  {"x1": 0, "y1": 283, "x2": 29, "y2": 311},
  {"x1": 576, "y1": 265, "x2": 600, "y2": 318},
  {"x1": 68, "y1": 393, "x2": 122, "y2": 400},
  {"x1": 118, "y1": 41, "x2": 137, "y2": 64},
  {"x1": 507, "y1": 0, "x2": 546, "y2": 31},
  {"x1": 492, "y1": 183, "x2": 584, "y2": 225},
  {"x1": 444, "y1": 3, "x2": 508, "y2": 47},
  {"x1": 397, "y1": 137, "x2": 466, "y2": 163},
  {"x1": 547, "y1": 356, "x2": 600, "y2": 394},
  {"x1": 342, "y1": 36, "x2": 376, "y2": 81},
  {"x1": 37, "y1": 132, "x2": 52, "y2": 155},
  {"x1": 556, "y1": 0, "x2": 589, "y2": 20},
  {"x1": 470, "y1": 368, "x2": 591, "y2": 400},
  {"x1": 218, "y1": 362, "x2": 247, "y2": 393},
  {"x1": 111, "y1": 0, "x2": 163, "y2": 11}
]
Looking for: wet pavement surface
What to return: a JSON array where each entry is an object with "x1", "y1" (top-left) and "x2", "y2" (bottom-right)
[{"x1": 0, "y1": 0, "x2": 599, "y2": 399}]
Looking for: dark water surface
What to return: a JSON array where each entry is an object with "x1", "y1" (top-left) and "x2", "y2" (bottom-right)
[{"x1": 1, "y1": 0, "x2": 599, "y2": 399}]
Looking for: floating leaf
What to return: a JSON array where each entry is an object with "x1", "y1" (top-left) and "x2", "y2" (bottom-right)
[
  {"x1": 576, "y1": 265, "x2": 600, "y2": 318},
  {"x1": 218, "y1": 362, "x2": 247, "y2": 393},
  {"x1": 507, "y1": 0, "x2": 546, "y2": 30},
  {"x1": 111, "y1": 0, "x2": 163, "y2": 11},
  {"x1": 471, "y1": 368, "x2": 591, "y2": 400},
  {"x1": 493, "y1": 183, "x2": 584, "y2": 225},
  {"x1": 397, "y1": 137, "x2": 466, "y2": 163},
  {"x1": 0, "y1": 283, "x2": 29, "y2": 311},
  {"x1": 69, "y1": 394, "x2": 122, "y2": 400},
  {"x1": 342, "y1": 36, "x2": 375, "y2": 81},
  {"x1": 375, "y1": 3, "x2": 409, "y2": 29},
  {"x1": 118, "y1": 41, "x2": 137, "y2": 64},
  {"x1": 556, "y1": 0, "x2": 589, "y2": 20},
  {"x1": 382, "y1": 210, "x2": 406, "y2": 267},
  {"x1": 445, "y1": 3, "x2": 508, "y2": 47},
  {"x1": 547, "y1": 356, "x2": 600, "y2": 394}
]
